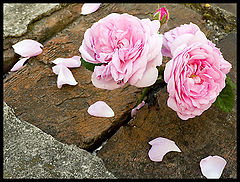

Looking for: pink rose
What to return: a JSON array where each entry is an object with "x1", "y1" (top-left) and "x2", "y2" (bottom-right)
[
  {"x1": 162, "y1": 22, "x2": 208, "y2": 58},
  {"x1": 79, "y1": 13, "x2": 163, "y2": 90},
  {"x1": 164, "y1": 42, "x2": 231, "y2": 120}
]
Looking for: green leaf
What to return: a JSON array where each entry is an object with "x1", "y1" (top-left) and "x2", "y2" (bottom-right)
[
  {"x1": 80, "y1": 58, "x2": 102, "y2": 72},
  {"x1": 226, "y1": 75, "x2": 236, "y2": 90},
  {"x1": 214, "y1": 77, "x2": 235, "y2": 113}
]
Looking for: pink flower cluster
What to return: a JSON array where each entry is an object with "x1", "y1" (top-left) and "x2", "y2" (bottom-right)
[{"x1": 162, "y1": 23, "x2": 231, "y2": 120}]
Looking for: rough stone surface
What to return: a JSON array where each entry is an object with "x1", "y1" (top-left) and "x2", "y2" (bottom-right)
[
  {"x1": 3, "y1": 102, "x2": 115, "y2": 179},
  {"x1": 96, "y1": 5, "x2": 237, "y2": 179},
  {"x1": 216, "y1": 32, "x2": 236, "y2": 85},
  {"x1": 3, "y1": 3, "x2": 83, "y2": 74},
  {"x1": 97, "y1": 87, "x2": 237, "y2": 179},
  {"x1": 3, "y1": 3, "x2": 61, "y2": 37},
  {"x1": 212, "y1": 3, "x2": 236, "y2": 16}
]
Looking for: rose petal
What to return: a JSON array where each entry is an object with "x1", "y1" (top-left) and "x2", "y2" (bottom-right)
[
  {"x1": 52, "y1": 56, "x2": 81, "y2": 68},
  {"x1": 91, "y1": 71, "x2": 122, "y2": 90},
  {"x1": 134, "y1": 66, "x2": 159, "y2": 87},
  {"x1": 131, "y1": 101, "x2": 145, "y2": 118},
  {"x1": 200, "y1": 155, "x2": 227, "y2": 179},
  {"x1": 12, "y1": 39, "x2": 43, "y2": 58},
  {"x1": 10, "y1": 57, "x2": 30, "y2": 72},
  {"x1": 81, "y1": 3, "x2": 101, "y2": 15},
  {"x1": 148, "y1": 137, "x2": 181, "y2": 162},
  {"x1": 53, "y1": 64, "x2": 78, "y2": 89},
  {"x1": 88, "y1": 101, "x2": 114, "y2": 117}
]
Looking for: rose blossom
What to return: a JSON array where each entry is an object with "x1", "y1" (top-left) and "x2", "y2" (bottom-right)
[
  {"x1": 161, "y1": 22, "x2": 208, "y2": 58},
  {"x1": 164, "y1": 42, "x2": 231, "y2": 120},
  {"x1": 79, "y1": 13, "x2": 163, "y2": 90}
]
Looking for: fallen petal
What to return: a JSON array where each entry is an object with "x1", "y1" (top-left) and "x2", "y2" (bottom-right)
[
  {"x1": 54, "y1": 64, "x2": 78, "y2": 89},
  {"x1": 81, "y1": 3, "x2": 101, "y2": 15},
  {"x1": 12, "y1": 39, "x2": 43, "y2": 58},
  {"x1": 136, "y1": 101, "x2": 145, "y2": 110},
  {"x1": 200, "y1": 155, "x2": 227, "y2": 179},
  {"x1": 10, "y1": 57, "x2": 30, "y2": 72},
  {"x1": 131, "y1": 108, "x2": 137, "y2": 118},
  {"x1": 52, "y1": 56, "x2": 81, "y2": 68},
  {"x1": 148, "y1": 137, "x2": 181, "y2": 162},
  {"x1": 131, "y1": 101, "x2": 145, "y2": 118},
  {"x1": 88, "y1": 101, "x2": 114, "y2": 117}
]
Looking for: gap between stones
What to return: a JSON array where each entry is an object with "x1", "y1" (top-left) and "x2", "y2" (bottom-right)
[{"x1": 91, "y1": 72, "x2": 167, "y2": 154}]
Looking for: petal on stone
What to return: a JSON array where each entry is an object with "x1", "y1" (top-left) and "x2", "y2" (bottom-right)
[
  {"x1": 52, "y1": 56, "x2": 81, "y2": 68},
  {"x1": 131, "y1": 108, "x2": 138, "y2": 118},
  {"x1": 87, "y1": 101, "x2": 114, "y2": 117},
  {"x1": 131, "y1": 101, "x2": 145, "y2": 118},
  {"x1": 81, "y1": 3, "x2": 101, "y2": 15},
  {"x1": 12, "y1": 39, "x2": 43, "y2": 58},
  {"x1": 148, "y1": 137, "x2": 181, "y2": 162},
  {"x1": 10, "y1": 57, "x2": 30, "y2": 72},
  {"x1": 55, "y1": 65, "x2": 78, "y2": 89},
  {"x1": 200, "y1": 155, "x2": 227, "y2": 179}
]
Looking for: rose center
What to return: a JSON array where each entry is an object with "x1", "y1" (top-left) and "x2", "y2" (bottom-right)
[
  {"x1": 190, "y1": 74, "x2": 201, "y2": 84},
  {"x1": 117, "y1": 38, "x2": 129, "y2": 49}
]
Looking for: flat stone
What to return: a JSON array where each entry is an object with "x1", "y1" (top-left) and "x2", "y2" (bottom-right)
[
  {"x1": 212, "y1": 3, "x2": 236, "y2": 16},
  {"x1": 97, "y1": 86, "x2": 237, "y2": 178},
  {"x1": 3, "y1": 4, "x2": 83, "y2": 74},
  {"x1": 3, "y1": 3, "x2": 62, "y2": 37},
  {"x1": 96, "y1": 5, "x2": 237, "y2": 179},
  {"x1": 216, "y1": 32, "x2": 236, "y2": 84},
  {"x1": 3, "y1": 102, "x2": 115, "y2": 179}
]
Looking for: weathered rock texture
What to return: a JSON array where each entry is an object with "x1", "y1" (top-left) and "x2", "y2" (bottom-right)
[
  {"x1": 4, "y1": 3, "x2": 62, "y2": 37},
  {"x1": 3, "y1": 102, "x2": 115, "y2": 179},
  {"x1": 97, "y1": 87, "x2": 236, "y2": 178}
]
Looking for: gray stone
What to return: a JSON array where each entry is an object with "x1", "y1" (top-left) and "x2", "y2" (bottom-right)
[
  {"x1": 3, "y1": 102, "x2": 115, "y2": 179},
  {"x1": 3, "y1": 3, "x2": 62, "y2": 37},
  {"x1": 212, "y1": 3, "x2": 236, "y2": 16}
]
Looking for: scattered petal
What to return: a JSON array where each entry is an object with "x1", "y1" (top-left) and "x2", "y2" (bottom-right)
[
  {"x1": 81, "y1": 3, "x2": 101, "y2": 15},
  {"x1": 88, "y1": 101, "x2": 114, "y2": 117},
  {"x1": 131, "y1": 101, "x2": 145, "y2": 117},
  {"x1": 131, "y1": 108, "x2": 137, "y2": 118},
  {"x1": 12, "y1": 39, "x2": 43, "y2": 58},
  {"x1": 52, "y1": 64, "x2": 78, "y2": 89},
  {"x1": 10, "y1": 57, "x2": 30, "y2": 72},
  {"x1": 200, "y1": 155, "x2": 227, "y2": 179},
  {"x1": 148, "y1": 137, "x2": 181, "y2": 162},
  {"x1": 52, "y1": 56, "x2": 81, "y2": 68}
]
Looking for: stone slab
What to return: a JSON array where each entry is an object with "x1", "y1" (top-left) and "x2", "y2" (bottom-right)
[
  {"x1": 3, "y1": 102, "x2": 115, "y2": 179},
  {"x1": 3, "y1": 3, "x2": 61, "y2": 37},
  {"x1": 212, "y1": 3, "x2": 236, "y2": 16},
  {"x1": 97, "y1": 86, "x2": 237, "y2": 178}
]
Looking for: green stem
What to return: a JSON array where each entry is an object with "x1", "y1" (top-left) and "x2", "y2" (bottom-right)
[{"x1": 136, "y1": 87, "x2": 150, "y2": 106}]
